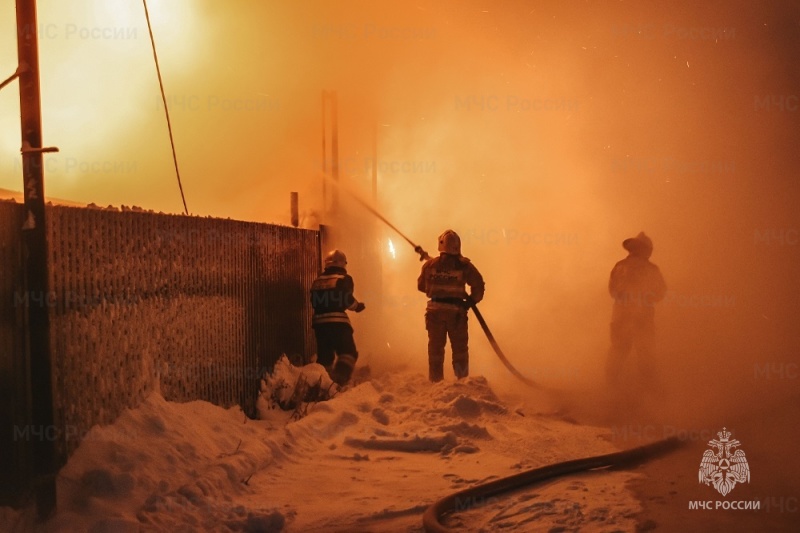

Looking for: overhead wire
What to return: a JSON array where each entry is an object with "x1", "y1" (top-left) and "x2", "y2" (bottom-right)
[{"x1": 142, "y1": 0, "x2": 189, "y2": 215}]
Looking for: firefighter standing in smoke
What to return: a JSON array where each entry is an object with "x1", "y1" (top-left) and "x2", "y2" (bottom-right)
[
  {"x1": 606, "y1": 232, "x2": 667, "y2": 386},
  {"x1": 310, "y1": 250, "x2": 365, "y2": 386},
  {"x1": 418, "y1": 230, "x2": 485, "y2": 382}
]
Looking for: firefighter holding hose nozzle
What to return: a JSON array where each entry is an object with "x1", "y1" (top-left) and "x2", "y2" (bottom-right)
[{"x1": 418, "y1": 230, "x2": 485, "y2": 382}]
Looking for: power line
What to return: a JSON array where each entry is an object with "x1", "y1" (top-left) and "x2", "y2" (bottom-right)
[{"x1": 142, "y1": 0, "x2": 189, "y2": 215}]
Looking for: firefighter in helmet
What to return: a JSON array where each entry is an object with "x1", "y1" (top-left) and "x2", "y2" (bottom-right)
[
  {"x1": 417, "y1": 230, "x2": 485, "y2": 382},
  {"x1": 310, "y1": 249, "x2": 365, "y2": 386},
  {"x1": 606, "y1": 232, "x2": 667, "y2": 387}
]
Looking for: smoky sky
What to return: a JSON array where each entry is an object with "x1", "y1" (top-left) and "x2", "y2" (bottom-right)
[{"x1": 1, "y1": 1, "x2": 798, "y2": 416}]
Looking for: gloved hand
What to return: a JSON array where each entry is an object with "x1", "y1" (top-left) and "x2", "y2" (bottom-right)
[
  {"x1": 460, "y1": 297, "x2": 474, "y2": 309},
  {"x1": 354, "y1": 302, "x2": 366, "y2": 313}
]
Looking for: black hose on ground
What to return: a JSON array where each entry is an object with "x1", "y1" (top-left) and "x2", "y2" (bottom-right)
[{"x1": 422, "y1": 436, "x2": 683, "y2": 533}]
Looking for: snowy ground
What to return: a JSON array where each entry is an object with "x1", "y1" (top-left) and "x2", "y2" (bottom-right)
[{"x1": 4, "y1": 359, "x2": 649, "y2": 533}]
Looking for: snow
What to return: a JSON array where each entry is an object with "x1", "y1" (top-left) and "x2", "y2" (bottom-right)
[{"x1": 3, "y1": 358, "x2": 644, "y2": 533}]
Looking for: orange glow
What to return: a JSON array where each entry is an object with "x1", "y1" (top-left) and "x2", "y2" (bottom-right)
[
  {"x1": 2, "y1": 4, "x2": 798, "y2": 529},
  {"x1": 1, "y1": 0, "x2": 204, "y2": 199},
  {"x1": 1, "y1": 1, "x2": 797, "y2": 446}
]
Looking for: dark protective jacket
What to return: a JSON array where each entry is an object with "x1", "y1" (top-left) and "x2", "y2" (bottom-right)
[
  {"x1": 310, "y1": 267, "x2": 361, "y2": 326},
  {"x1": 418, "y1": 253, "x2": 485, "y2": 309},
  {"x1": 608, "y1": 255, "x2": 666, "y2": 322}
]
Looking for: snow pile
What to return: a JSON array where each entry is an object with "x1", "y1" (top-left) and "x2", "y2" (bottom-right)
[
  {"x1": 6, "y1": 366, "x2": 645, "y2": 532},
  {"x1": 47, "y1": 394, "x2": 287, "y2": 532},
  {"x1": 256, "y1": 355, "x2": 337, "y2": 416},
  {"x1": 242, "y1": 372, "x2": 643, "y2": 532}
]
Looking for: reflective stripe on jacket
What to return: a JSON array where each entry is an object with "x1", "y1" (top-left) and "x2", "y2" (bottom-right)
[
  {"x1": 418, "y1": 253, "x2": 485, "y2": 306},
  {"x1": 311, "y1": 267, "x2": 359, "y2": 326}
]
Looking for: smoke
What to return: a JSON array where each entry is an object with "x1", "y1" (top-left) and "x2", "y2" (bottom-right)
[
  {"x1": 304, "y1": 0, "x2": 800, "y2": 439},
  {"x1": 2, "y1": 1, "x2": 798, "y2": 440}
]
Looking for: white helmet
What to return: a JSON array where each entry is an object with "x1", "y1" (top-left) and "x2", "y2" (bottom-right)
[
  {"x1": 437, "y1": 230, "x2": 461, "y2": 255},
  {"x1": 324, "y1": 249, "x2": 347, "y2": 269}
]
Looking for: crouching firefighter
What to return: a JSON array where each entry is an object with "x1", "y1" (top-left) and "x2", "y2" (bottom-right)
[
  {"x1": 310, "y1": 250, "x2": 365, "y2": 386},
  {"x1": 418, "y1": 230, "x2": 485, "y2": 382}
]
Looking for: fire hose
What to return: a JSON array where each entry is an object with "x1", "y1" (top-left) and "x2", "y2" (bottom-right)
[
  {"x1": 469, "y1": 302, "x2": 544, "y2": 390},
  {"x1": 326, "y1": 180, "x2": 685, "y2": 530},
  {"x1": 422, "y1": 436, "x2": 684, "y2": 532},
  {"x1": 325, "y1": 180, "x2": 686, "y2": 530},
  {"x1": 328, "y1": 177, "x2": 543, "y2": 388}
]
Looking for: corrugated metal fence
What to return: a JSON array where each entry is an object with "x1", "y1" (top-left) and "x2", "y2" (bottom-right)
[{"x1": 0, "y1": 201, "x2": 320, "y2": 504}]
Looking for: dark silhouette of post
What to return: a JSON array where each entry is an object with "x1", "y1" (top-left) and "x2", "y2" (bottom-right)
[
  {"x1": 321, "y1": 90, "x2": 339, "y2": 220},
  {"x1": 290, "y1": 192, "x2": 299, "y2": 227},
  {"x1": 16, "y1": 0, "x2": 58, "y2": 519},
  {"x1": 321, "y1": 91, "x2": 327, "y2": 214},
  {"x1": 330, "y1": 91, "x2": 339, "y2": 216}
]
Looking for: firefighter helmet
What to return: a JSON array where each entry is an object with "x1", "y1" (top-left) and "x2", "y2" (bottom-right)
[
  {"x1": 438, "y1": 229, "x2": 461, "y2": 255},
  {"x1": 623, "y1": 232, "x2": 653, "y2": 258},
  {"x1": 324, "y1": 249, "x2": 347, "y2": 269}
]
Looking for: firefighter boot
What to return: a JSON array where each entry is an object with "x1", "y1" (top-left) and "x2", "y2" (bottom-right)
[
  {"x1": 452, "y1": 358, "x2": 469, "y2": 379},
  {"x1": 429, "y1": 360, "x2": 445, "y2": 383},
  {"x1": 331, "y1": 354, "x2": 357, "y2": 386}
]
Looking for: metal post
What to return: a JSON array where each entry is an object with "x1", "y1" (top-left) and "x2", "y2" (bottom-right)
[
  {"x1": 321, "y1": 91, "x2": 327, "y2": 217},
  {"x1": 330, "y1": 91, "x2": 339, "y2": 217},
  {"x1": 290, "y1": 192, "x2": 299, "y2": 227},
  {"x1": 16, "y1": 0, "x2": 57, "y2": 519}
]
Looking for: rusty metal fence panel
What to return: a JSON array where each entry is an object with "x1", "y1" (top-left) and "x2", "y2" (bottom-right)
[
  {"x1": 0, "y1": 201, "x2": 27, "y2": 505},
  {"x1": 0, "y1": 202, "x2": 320, "y2": 503}
]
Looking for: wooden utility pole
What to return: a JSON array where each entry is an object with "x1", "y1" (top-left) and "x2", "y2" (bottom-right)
[{"x1": 16, "y1": 0, "x2": 58, "y2": 518}]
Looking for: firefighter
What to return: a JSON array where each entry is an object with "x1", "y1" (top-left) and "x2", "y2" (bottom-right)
[
  {"x1": 310, "y1": 249, "x2": 365, "y2": 386},
  {"x1": 418, "y1": 230, "x2": 485, "y2": 382},
  {"x1": 606, "y1": 232, "x2": 667, "y2": 388}
]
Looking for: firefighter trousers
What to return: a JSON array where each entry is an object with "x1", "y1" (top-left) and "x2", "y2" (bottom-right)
[
  {"x1": 425, "y1": 306, "x2": 469, "y2": 382},
  {"x1": 313, "y1": 322, "x2": 358, "y2": 385},
  {"x1": 606, "y1": 317, "x2": 656, "y2": 387}
]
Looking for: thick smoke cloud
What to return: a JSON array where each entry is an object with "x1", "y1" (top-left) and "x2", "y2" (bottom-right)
[{"x1": 1, "y1": 0, "x2": 798, "y2": 476}]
